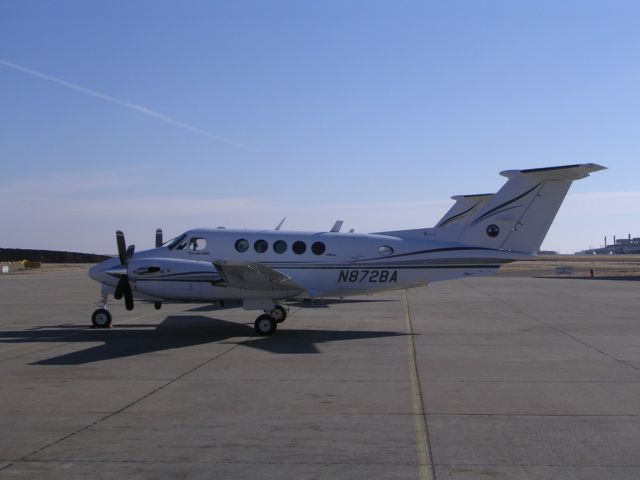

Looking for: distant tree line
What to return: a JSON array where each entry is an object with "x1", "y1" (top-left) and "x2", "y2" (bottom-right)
[{"x1": 0, "y1": 248, "x2": 112, "y2": 263}]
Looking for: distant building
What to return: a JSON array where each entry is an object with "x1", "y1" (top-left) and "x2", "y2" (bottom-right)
[{"x1": 578, "y1": 234, "x2": 640, "y2": 255}]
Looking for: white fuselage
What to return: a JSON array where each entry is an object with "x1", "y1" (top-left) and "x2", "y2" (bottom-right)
[{"x1": 89, "y1": 228, "x2": 531, "y2": 304}]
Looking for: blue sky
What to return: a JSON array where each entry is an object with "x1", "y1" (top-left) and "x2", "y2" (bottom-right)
[{"x1": 1, "y1": 1, "x2": 638, "y2": 254}]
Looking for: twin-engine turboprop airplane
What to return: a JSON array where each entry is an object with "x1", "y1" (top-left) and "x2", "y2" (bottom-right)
[{"x1": 89, "y1": 163, "x2": 605, "y2": 335}]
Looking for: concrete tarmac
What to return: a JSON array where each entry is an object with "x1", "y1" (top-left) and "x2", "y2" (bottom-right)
[{"x1": 0, "y1": 269, "x2": 639, "y2": 479}]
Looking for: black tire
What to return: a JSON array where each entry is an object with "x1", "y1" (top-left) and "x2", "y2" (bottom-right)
[
  {"x1": 272, "y1": 305, "x2": 288, "y2": 323},
  {"x1": 154, "y1": 301, "x2": 162, "y2": 310},
  {"x1": 254, "y1": 314, "x2": 277, "y2": 335},
  {"x1": 91, "y1": 308, "x2": 112, "y2": 329}
]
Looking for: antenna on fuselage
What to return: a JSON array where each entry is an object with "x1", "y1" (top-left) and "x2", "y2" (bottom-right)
[
  {"x1": 275, "y1": 217, "x2": 286, "y2": 230},
  {"x1": 330, "y1": 220, "x2": 344, "y2": 233}
]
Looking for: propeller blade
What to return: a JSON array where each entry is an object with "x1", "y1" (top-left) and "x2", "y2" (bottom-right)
[
  {"x1": 123, "y1": 280, "x2": 134, "y2": 311},
  {"x1": 156, "y1": 228, "x2": 163, "y2": 248},
  {"x1": 114, "y1": 276, "x2": 134, "y2": 310},
  {"x1": 114, "y1": 276, "x2": 126, "y2": 300},
  {"x1": 113, "y1": 231, "x2": 135, "y2": 310},
  {"x1": 116, "y1": 230, "x2": 127, "y2": 265}
]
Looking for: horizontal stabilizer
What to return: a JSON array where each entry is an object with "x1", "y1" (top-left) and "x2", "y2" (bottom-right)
[{"x1": 500, "y1": 163, "x2": 606, "y2": 180}]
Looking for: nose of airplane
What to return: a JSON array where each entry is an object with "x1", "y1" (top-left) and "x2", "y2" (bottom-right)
[
  {"x1": 88, "y1": 258, "x2": 120, "y2": 283},
  {"x1": 88, "y1": 263, "x2": 101, "y2": 282}
]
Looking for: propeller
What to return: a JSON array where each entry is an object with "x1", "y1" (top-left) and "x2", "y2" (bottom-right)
[
  {"x1": 113, "y1": 230, "x2": 135, "y2": 311},
  {"x1": 155, "y1": 228, "x2": 163, "y2": 248}
]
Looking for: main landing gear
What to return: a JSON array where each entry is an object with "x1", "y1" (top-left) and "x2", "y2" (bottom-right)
[
  {"x1": 253, "y1": 305, "x2": 289, "y2": 335},
  {"x1": 271, "y1": 305, "x2": 288, "y2": 323},
  {"x1": 254, "y1": 314, "x2": 277, "y2": 335}
]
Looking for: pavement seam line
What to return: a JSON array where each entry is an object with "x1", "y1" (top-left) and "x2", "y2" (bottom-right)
[
  {"x1": 15, "y1": 339, "x2": 245, "y2": 464},
  {"x1": 461, "y1": 280, "x2": 640, "y2": 373},
  {"x1": 5, "y1": 304, "x2": 298, "y2": 468},
  {"x1": 404, "y1": 289, "x2": 435, "y2": 480}
]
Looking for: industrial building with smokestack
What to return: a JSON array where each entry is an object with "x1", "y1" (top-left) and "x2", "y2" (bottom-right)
[{"x1": 580, "y1": 234, "x2": 640, "y2": 254}]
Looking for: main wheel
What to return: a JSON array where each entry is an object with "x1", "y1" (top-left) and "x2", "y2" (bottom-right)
[
  {"x1": 254, "y1": 314, "x2": 277, "y2": 335},
  {"x1": 154, "y1": 301, "x2": 162, "y2": 310},
  {"x1": 271, "y1": 305, "x2": 288, "y2": 323},
  {"x1": 91, "y1": 308, "x2": 112, "y2": 329}
]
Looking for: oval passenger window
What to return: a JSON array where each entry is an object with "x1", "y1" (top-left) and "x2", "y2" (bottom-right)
[
  {"x1": 273, "y1": 240, "x2": 287, "y2": 254},
  {"x1": 292, "y1": 241, "x2": 307, "y2": 254},
  {"x1": 235, "y1": 239, "x2": 249, "y2": 252},
  {"x1": 254, "y1": 239, "x2": 268, "y2": 253},
  {"x1": 311, "y1": 241, "x2": 326, "y2": 255}
]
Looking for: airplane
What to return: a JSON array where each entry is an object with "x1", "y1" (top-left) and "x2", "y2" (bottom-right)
[{"x1": 88, "y1": 163, "x2": 605, "y2": 335}]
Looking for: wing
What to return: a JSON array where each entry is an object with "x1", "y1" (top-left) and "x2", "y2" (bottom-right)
[{"x1": 213, "y1": 261, "x2": 306, "y2": 293}]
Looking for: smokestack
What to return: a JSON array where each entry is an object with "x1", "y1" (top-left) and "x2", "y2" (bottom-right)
[
  {"x1": 614, "y1": 235, "x2": 616, "y2": 244},
  {"x1": 605, "y1": 236, "x2": 607, "y2": 247},
  {"x1": 630, "y1": 233, "x2": 632, "y2": 240}
]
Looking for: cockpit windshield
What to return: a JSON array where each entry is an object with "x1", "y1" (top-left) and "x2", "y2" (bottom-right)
[{"x1": 165, "y1": 233, "x2": 187, "y2": 250}]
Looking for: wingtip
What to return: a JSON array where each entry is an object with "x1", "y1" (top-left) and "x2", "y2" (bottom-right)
[{"x1": 586, "y1": 163, "x2": 607, "y2": 172}]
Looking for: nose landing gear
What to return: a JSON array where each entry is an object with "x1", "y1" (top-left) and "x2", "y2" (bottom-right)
[
  {"x1": 91, "y1": 289, "x2": 112, "y2": 328},
  {"x1": 91, "y1": 308, "x2": 112, "y2": 328}
]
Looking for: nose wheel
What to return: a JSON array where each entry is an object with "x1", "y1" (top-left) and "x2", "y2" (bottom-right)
[
  {"x1": 91, "y1": 308, "x2": 112, "y2": 329},
  {"x1": 254, "y1": 314, "x2": 277, "y2": 335}
]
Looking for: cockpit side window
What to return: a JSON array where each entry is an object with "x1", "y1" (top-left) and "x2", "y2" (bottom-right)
[{"x1": 189, "y1": 237, "x2": 207, "y2": 251}]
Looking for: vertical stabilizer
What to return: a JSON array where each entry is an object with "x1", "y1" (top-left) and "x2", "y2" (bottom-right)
[
  {"x1": 377, "y1": 164, "x2": 606, "y2": 252},
  {"x1": 457, "y1": 164, "x2": 605, "y2": 253}
]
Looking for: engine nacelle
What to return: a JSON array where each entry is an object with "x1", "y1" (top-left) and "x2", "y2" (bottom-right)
[{"x1": 128, "y1": 258, "x2": 224, "y2": 300}]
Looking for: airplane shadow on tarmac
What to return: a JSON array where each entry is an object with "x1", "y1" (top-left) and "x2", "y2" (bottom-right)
[
  {"x1": 0, "y1": 315, "x2": 406, "y2": 365},
  {"x1": 536, "y1": 275, "x2": 640, "y2": 282}
]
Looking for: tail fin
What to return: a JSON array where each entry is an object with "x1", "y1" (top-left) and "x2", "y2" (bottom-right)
[
  {"x1": 380, "y1": 164, "x2": 605, "y2": 254},
  {"x1": 436, "y1": 193, "x2": 493, "y2": 228},
  {"x1": 457, "y1": 164, "x2": 605, "y2": 253}
]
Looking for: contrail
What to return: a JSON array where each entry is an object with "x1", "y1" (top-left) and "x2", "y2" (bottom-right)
[{"x1": 0, "y1": 58, "x2": 252, "y2": 150}]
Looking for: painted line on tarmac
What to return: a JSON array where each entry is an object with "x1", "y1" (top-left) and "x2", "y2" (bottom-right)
[{"x1": 404, "y1": 289, "x2": 435, "y2": 480}]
